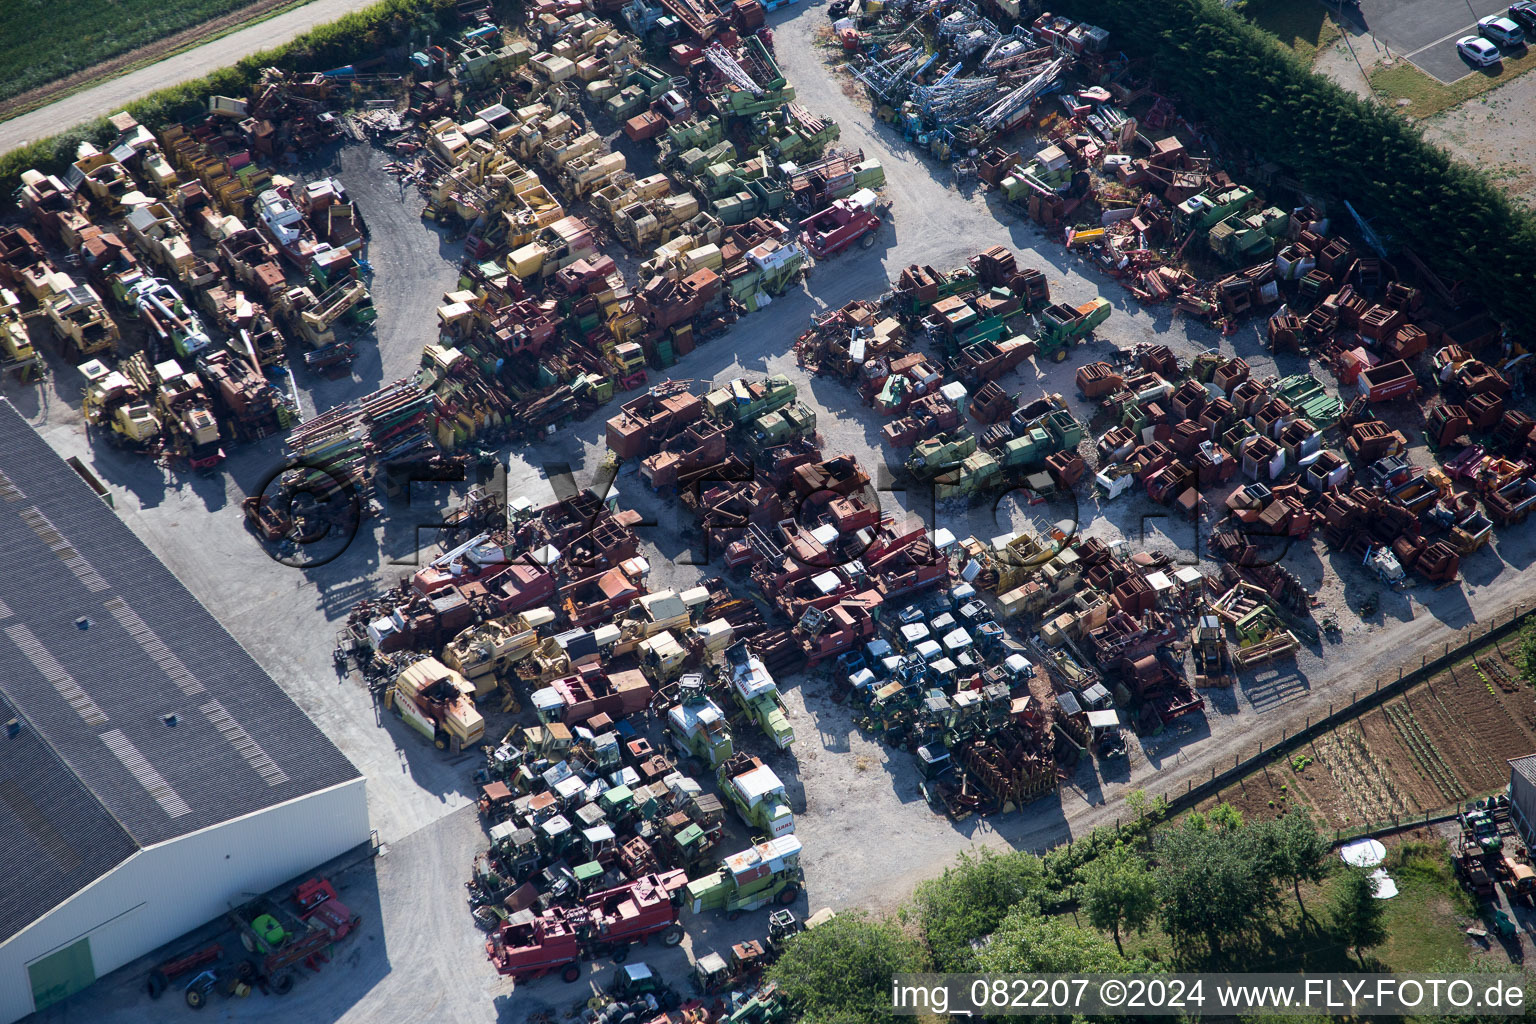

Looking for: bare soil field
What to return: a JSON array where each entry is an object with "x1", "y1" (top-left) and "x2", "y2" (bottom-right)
[{"x1": 1207, "y1": 632, "x2": 1536, "y2": 833}]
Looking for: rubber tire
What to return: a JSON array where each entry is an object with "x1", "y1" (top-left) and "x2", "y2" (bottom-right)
[
  {"x1": 434, "y1": 736, "x2": 447, "y2": 750},
  {"x1": 727, "y1": 910, "x2": 742, "y2": 922},
  {"x1": 240, "y1": 931, "x2": 256, "y2": 954},
  {"x1": 860, "y1": 232, "x2": 876, "y2": 249},
  {"x1": 562, "y1": 963, "x2": 582, "y2": 983},
  {"x1": 659, "y1": 925, "x2": 685, "y2": 947},
  {"x1": 777, "y1": 886, "x2": 800, "y2": 905},
  {"x1": 186, "y1": 987, "x2": 207, "y2": 1010},
  {"x1": 612, "y1": 946, "x2": 629, "y2": 964},
  {"x1": 271, "y1": 974, "x2": 295, "y2": 996},
  {"x1": 147, "y1": 972, "x2": 168, "y2": 1000}
]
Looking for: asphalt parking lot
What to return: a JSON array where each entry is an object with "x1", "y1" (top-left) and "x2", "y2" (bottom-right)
[{"x1": 1346, "y1": 0, "x2": 1526, "y2": 81}]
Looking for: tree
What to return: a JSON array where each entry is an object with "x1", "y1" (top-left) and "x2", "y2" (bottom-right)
[
  {"x1": 1330, "y1": 867, "x2": 1386, "y2": 966},
  {"x1": 978, "y1": 907, "x2": 1156, "y2": 974},
  {"x1": 1154, "y1": 818, "x2": 1281, "y2": 962},
  {"x1": 913, "y1": 849, "x2": 1047, "y2": 969},
  {"x1": 768, "y1": 911, "x2": 929, "y2": 1024},
  {"x1": 1081, "y1": 843, "x2": 1157, "y2": 956},
  {"x1": 1518, "y1": 620, "x2": 1536, "y2": 683},
  {"x1": 1209, "y1": 803, "x2": 1244, "y2": 831},
  {"x1": 1259, "y1": 811, "x2": 1332, "y2": 924}
]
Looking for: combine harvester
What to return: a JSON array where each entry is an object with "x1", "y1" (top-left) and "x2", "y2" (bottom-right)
[{"x1": 724, "y1": 640, "x2": 794, "y2": 749}]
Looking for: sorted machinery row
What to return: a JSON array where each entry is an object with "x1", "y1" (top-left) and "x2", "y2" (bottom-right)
[
  {"x1": 366, "y1": 4, "x2": 886, "y2": 458},
  {"x1": 7, "y1": 72, "x2": 387, "y2": 470},
  {"x1": 326, "y1": 439, "x2": 827, "y2": 1011}
]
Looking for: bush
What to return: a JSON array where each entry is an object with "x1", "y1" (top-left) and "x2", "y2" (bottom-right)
[
  {"x1": 768, "y1": 911, "x2": 929, "y2": 1024},
  {"x1": 1061, "y1": 0, "x2": 1536, "y2": 339},
  {"x1": 0, "y1": 0, "x2": 452, "y2": 192},
  {"x1": 977, "y1": 909, "x2": 1158, "y2": 974},
  {"x1": 912, "y1": 848, "x2": 1048, "y2": 969}
]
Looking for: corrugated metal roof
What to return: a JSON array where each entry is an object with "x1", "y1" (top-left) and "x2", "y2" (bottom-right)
[
  {"x1": 0, "y1": 689, "x2": 138, "y2": 944},
  {"x1": 0, "y1": 400, "x2": 361, "y2": 926},
  {"x1": 1510, "y1": 754, "x2": 1536, "y2": 792}
]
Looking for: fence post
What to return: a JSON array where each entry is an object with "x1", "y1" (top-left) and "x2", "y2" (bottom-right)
[{"x1": 1376, "y1": 679, "x2": 1380, "y2": 692}]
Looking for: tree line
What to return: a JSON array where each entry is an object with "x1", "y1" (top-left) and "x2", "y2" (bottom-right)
[
  {"x1": 768, "y1": 806, "x2": 1396, "y2": 1024},
  {"x1": 0, "y1": 0, "x2": 454, "y2": 192},
  {"x1": 1056, "y1": 0, "x2": 1536, "y2": 340}
]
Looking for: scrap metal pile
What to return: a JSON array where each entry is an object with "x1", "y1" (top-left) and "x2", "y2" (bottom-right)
[
  {"x1": 841, "y1": 3, "x2": 1102, "y2": 158},
  {"x1": 596, "y1": 370, "x2": 1096, "y2": 821},
  {"x1": 8, "y1": 76, "x2": 381, "y2": 469},
  {"x1": 326, "y1": 456, "x2": 815, "y2": 1005},
  {"x1": 354, "y1": 4, "x2": 888, "y2": 456}
]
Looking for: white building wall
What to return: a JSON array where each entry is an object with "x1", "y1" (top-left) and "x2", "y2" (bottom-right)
[{"x1": 0, "y1": 777, "x2": 367, "y2": 1024}]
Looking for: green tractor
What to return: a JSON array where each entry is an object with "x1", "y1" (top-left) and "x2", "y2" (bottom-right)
[
  {"x1": 1034, "y1": 298, "x2": 1110, "y2": 362},
  {"x1": 905, "y1": 429, "x2": 977, "y2": 482},
  {"x1": 607, "y1": 962, "x2": 678, "y2": 1004}
]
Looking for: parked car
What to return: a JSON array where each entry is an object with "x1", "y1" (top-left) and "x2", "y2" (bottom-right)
[
  {"x1": 1458, "y1": 35, "x2": 1503, "y2": 65},
  {"x1": 1478, "y1": 15, "x2": 1526, "y2": 46},
  {"x1": 1510, "y1": 1, "x2": 1536, "y2": 32}
]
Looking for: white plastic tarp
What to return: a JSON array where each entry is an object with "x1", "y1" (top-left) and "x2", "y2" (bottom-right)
[{"x1": 1340, "y1": 838, "x2": 1387, "y2": 867}]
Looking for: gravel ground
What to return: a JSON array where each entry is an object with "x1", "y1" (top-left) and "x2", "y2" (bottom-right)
[
  {"x1": 14, "y1": 5, "x2": 1536, "y2": 1021},
  {"x1": 1309, "y1": 22, "x2": 1536, "y2": 210},
  {"x1": 1422, "y1": 79, "x2": 1536, "y2": 208}
]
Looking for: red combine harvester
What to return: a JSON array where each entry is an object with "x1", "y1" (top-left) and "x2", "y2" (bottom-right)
[
  {"x1": 486, "y1": 871, "x2": 688, "y2": 982},
  {"x1": 799, "y1": 193, "x2": 881, "y2": 258}
]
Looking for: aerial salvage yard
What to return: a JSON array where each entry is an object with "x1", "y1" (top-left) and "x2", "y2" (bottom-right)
[{"x1": 6, "y1": 0, "x2": 1536, "y2": 1020}]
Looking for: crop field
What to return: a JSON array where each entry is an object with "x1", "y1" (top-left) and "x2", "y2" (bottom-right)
[
  {"x1": 1206, "y1": 635, "x2": 1536, "y2": 832},
  {"x1": 0, "y1": 0, "x2": 270, "y2": 106}
]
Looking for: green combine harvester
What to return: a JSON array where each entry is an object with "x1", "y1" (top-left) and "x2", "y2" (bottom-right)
[{"x1": 685, "y1": 835, "x2": 804, "y2": 916}]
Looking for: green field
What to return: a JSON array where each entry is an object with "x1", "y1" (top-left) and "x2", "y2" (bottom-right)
[{"x1": 0, "y1": 0, "x2": 267, "y2": 105}]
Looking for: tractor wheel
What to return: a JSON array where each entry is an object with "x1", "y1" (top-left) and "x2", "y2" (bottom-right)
[
  {"x1": 659, "y1": 924, "x2": 685, "y2": 947},
  {"x1": 612, "y1": 946, "x2": 629, "y2": 964},
  {"x1": 561, "y1": 963, "x2": 583, "y2": 983},
  {"x1": 185, "y1": 987, "x2": 207, "y2": 1010},
  {"x1": 434, "y1": 735, "x2": 447, "y2": 750},
  {"x1": 240, "y1": 931, "x2": 256, "y2": 954},
  {"x1": 777, "y1": 885, "x2": 801, "y2": 905},
  {"x1": 860, "y1": 232, "x2": 876, "y2": 249},
  {"x1": 147, "y1": 971, "x2": 168, "y2": 1000},
  {"x1": 1052, "y1": 348, "x2": 1068, "y2": 363},
  {"x1": 271, "y1": 973, "x2": 295, "y2": 996}
]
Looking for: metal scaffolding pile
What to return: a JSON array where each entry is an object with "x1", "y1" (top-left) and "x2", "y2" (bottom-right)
[
  {"x1": 851, "y1": 45, "x2": 935, "y2": 104},
  {"x1": 978, "y1": 56, "x2": 1071, "y2": 131},
  {"x1": 705, "y1": 41, "x2": 763, "y2": 97},
  {"x1": 283, "y1": 377, "x2": 437, "y2": 488}
]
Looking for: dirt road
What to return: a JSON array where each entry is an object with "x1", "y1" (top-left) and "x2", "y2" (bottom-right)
[{"x1": 0, "y1": 0, "x2": 374, "y2": 153}]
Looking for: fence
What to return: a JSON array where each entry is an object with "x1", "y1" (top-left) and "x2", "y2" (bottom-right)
[{"x1": 1153, "y1": 603, "x2": 1535, "y2": 827}]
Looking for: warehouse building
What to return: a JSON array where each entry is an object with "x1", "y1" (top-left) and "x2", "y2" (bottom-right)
[
  {"x1": 0, "y1": 400, "x2": 368, "y2": 1023},
  {"x1": 1509, "y1": 753, "x2": 1536, "y2": 846}
]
